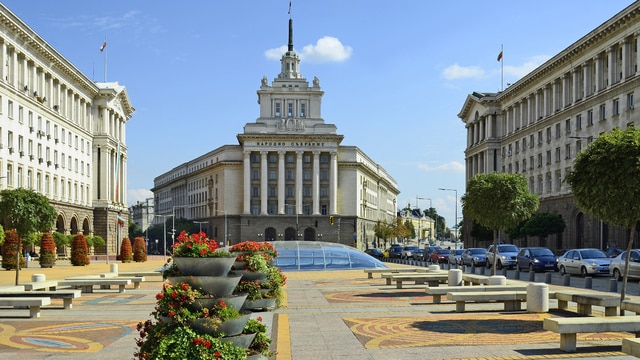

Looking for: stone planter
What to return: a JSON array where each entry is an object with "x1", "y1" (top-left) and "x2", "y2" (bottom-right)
[
  {"x1": 39, "y1": 263, "x2": 54, "y2": 268},
  {"x1": 168, "y1": 274, "x2": 242, "y2": 297},
  {"x1": 220, "y1": 333, "x2": 256, "y2": 348},
  {"x1": 242, "y1": 298, "x2": 277, "y2": 311},
  {"x1": 190, "y1": 293, "x2": 248, "y2": 313},
  {"x1": 173, "y1": 256, "x2": 236, "y2": 276},
  {"x1": 235, "y1": 269, "x2": 268, "y2": 281},
  {"x1": 191, "y1": 314, "x2": 250, "y2": 337},
  {"x1": 232, "y1": 260, "x2": 248, "y2": 270}
]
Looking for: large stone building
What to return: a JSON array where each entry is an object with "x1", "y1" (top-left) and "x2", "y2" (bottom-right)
[
  {"x1": 151, "y1": 18, "x2": 399, "y2": 249},
  {"x1": 0, "y1": 4, "x2": 134, "y2": 256},
  {"x1": 458, "y1": 2, "x2": 640, "y2": 251}
]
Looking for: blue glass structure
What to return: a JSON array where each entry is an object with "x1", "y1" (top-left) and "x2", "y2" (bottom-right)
[{"x1": 271, "y1": 241, "x2": 387, "y2": 271}]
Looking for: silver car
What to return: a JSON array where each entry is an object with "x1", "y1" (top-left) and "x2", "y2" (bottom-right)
[
  {"x1": 610, "y1": 249, "x2": 640, "y2": 280},
  {"x1": 557, "y1": 248, "x2": 611, "y2": 276}
]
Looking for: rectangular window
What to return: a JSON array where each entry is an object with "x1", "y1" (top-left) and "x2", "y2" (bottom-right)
[
  {"x1": 599, "y1": 104, "x2": 606, "y2": 121},
  {"x1": 251, "y1": 154, "x2": 259, "y2": 163},
  {"x1": 303, "y1": 155, "x2": 311, "y2": 163},
  {"x1": 546, "y1": 150, "x2": 551, "y2": 164},
  {"x1": 300, "y1": 103, "x2": 306, "y2": 117},
  {"x1": 628, "y1": 92, "x2": 634, "y2": 110},
  {"x1": 320, "y1": 170, "x2": 328, "y2": 180},
  {"x1": 268, "y1": 170, "x2": 276, "y2": 180},
  {"x1": 576, "y1": 140, "x2": 582, "y2": 153},
  {"x1": 303, "y1": 187, "x2": 311, "y2": 197},
  {"x1": 522, "y1": 137, "x2": 527, "y2": 149},
  {"x1": 565, "y1": 144, "x2": 571, "y2": 159},
  {"x1": 546, "y1": 127, "x2": 551, "y2": 142},
  {"x1": 286, "y1": 187, "x2": 294, "y2": 197},
  {"x1": 537, "y1": 154, "x2": 542, "y2": 167},
  {"x1": 614, "y1": 98, "x2": 620, "y2": 115},
  {"x1": 303, "y1": 170, "x2": 311, "y2": 180},
  {"x1": 275, "y1": 102, "x2": 281, "y2": 117},
  {"x1": 286, "y1": 154, "x2": 294, "y2": 163},
  {"x1": 321, "y1": 204, "x2": 328, "y2": 215},
  {"x1": 576, "y1": 114, "x2": 582, "y2": 130},
  {"x1": 287, "y1": 103, "x2": 293, "y2": 117},
  {"x1": 320, "y1": 154, "x2": 328, "y2": 163},
  {"x1": 587, "y1": 110, "x2": 594, "y2": 126},
  {"x1": 529, "y1": 134, "x2": 534, "y2": 148},
  {"x1": 268, "y1": 154, "x2": 276, "y2": 163},
  {"x1": 7, "y1": 100, "x2": 13, "y2": 118},
  {"x1": 251, "y1": 205, "x2": 259, "y2": 215},
  {"x1": 269, "y1": 187, "x2": 276, "y2": 197},
  {"x1": 555, "y1": 123, "x2": 561, "y2": 138},
  {"x1": 252, "y1": 187, "x2": 259, "y2": 196},
  {"x1": 320, "y1": 187, "x2": 328, "y2": 197},
  {"x1": 537, "y1": 131, "x2": 542, "y2": 145},
  {"x1": 251, "y1": 170, "x2": 259, "y2": 180},
  {"x1": 565, "y1": 119, "x2": 571, "y2": 134},
  {"x1": 286, "y1": 170, "x2": 294, "y2": 180},
  {"x1": 555, "y1": 148, "x2": 561, "y2": 162},
  {"x1": 18, "y1": 106, "x2": 23, "y2": 123}
]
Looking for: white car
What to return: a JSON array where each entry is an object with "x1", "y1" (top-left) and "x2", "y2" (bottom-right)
[
  {"x1": 557, "y1": 248, "x2": 611, "y2": 276},
  {"x1": 486, "y1": 244, "x2": 519, "y2": 270},
  {"x1": 610, "y1": 249, "x2": 640, "y2": 280}
]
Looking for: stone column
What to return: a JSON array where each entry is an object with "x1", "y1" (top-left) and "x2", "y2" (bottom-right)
[
  {"x1": 278, "y1": 151, "x2": 285, "y2": 214},
  {"x1": 622, "y1": 38, "x2": 629, "y2": 82},
  {"x1": 312, "y1": 151, "x2": 320, "y2": 215},
  {"x1": 243, "y1": 151, "x2": 250, "y2": 214},
  {"x1": 527, "y1": 283, "x2": 549, "y2": 313},
  {"x1": 296, "y1": 151, "x2": 303, "y2": 212},
  {"x1": 260, "y1": 151, "x2": 268, "y2": 215},
  {"x1": 608, "y1": 47, "x2": 615, "y2": 86},
  {"x1": 329, "y1": 151, "x2": 337, "y2": 214}
]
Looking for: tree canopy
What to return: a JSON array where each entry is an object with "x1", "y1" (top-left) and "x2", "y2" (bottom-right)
[
  {"x1": 522, "y1": 212, "x2": 566, "y2": 238},
  {"x1": 461, "y1": 173, "x2": 539, "y2": 274},
  {"x1": 565, "y1": 126, "x2": 640, "y2": 306}
]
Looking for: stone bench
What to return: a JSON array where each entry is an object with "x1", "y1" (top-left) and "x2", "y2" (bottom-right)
[
  {"x1": 543, "y1": 316, "x2": 640, "y2": 352},
  {"x1": 58, "y1": 279, "x2": 131, "y2": 293},
  {"x1": 20, "y1": 280, "x2": 58, "y2": 291},
  {"x1": 364, "y1": 268, "x2": 421, "y2": 279},
  {"x1": 461, "y1": 273, "x2": 490, "y2": 285},
  {"x1": 447, "y1": 291, "x2": 527, "y2": 312},
  {"x1": 426, "y1": 285, "x2": 528, "y2": 304},
  {"x1": 0, "y1": 297, "x2": 51, "y2": 318},
  {"x1": 0, "y1": 289, "x2": 81, "y2": 309},
  {"x1": 0, "y1": 286, "x2": 26, "y2": 292},
  {"x1": 621, "y1": 299, "x2": 640, "y2": 314},
  {"x1": 119, "y1": 271, "x2": 163, "y2": 278},
  {"x1": 388, "y1": 273, "x2": 449, "y2": 289},
  {"x1": 66, "y1": 274, "x2": 144, "y2": 289},
  {"x1": 623, "y1": 337, "x2": 640, "y2": 357},
  {"x1": 553, "y1": 290, "x2": 620, "y2": 316}
]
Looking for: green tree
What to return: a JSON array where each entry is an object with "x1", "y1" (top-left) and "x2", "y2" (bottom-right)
[
  {"x1": 0, "y1": 188, "x2": 56, "y2": 285},
  {"x1": 564, "y1": 127, "x2": 640, "y2": 308},
  {"x1": 522, "y1": 212, "x2": 566, "y2": 240},
  {"x1": 393, "y1": 217, "x2": 410, "y2": 242},
  {"x1": 461, "y1": 173, "x2": 539, "y2": 275},
  {"x1": 471, "y1": 222, "x2": 494, "y2": 242},
  {"x1": 373, "y1": 220, "x2": 393, "y2": 249},
  {"x1": 423, "y1": 208, "x2": 444, "y2": 241}
]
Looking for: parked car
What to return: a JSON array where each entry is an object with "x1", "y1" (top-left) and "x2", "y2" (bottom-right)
[
  {"x1": 388, "y1": 244, "x2": 403, "y2": 259},
  {"x1": 486, "y1": 244, "x2": 519, "y2": 270},
  {"x1": 425, "y1": 245, "x2": 442, "y2": 262},
  {"x1": 557, "y1": 248, "x2": 611, "y2": 276},
  {"x1": 448, "y1": 249, "x2": 464, "y2": 265},
  {"x1": 400, "y1": 245, "x2": 419, "y2": 259},
  {"x1": 516, "y1": 247, "x2": 558, "y2": 272},
  {"x1": 610, "y1": 249, "x2": 640, "y2": 280},
  {"x1": 411, "y1": 248, "x2": 426, "y2": 261},
  {"x1": 605, "y1": 247, "x2": 624, "y2": 258},
  {"x1": 430, "y1": 248, "x2": 451, "y2": 264},
  {"x1": 460, "y1": 248, "x2": 487, "y2": 267},
  {"x1": 364, "y1": 248, "x2": 384, "y2": 259}
]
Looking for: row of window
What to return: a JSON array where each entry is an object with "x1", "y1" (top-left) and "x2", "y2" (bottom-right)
[
  {"x1": 251, "y1": 185, "x2": 329, "y2": 198},
  {"x1": 251, "y1": 169, "x2": 330, "y2": 181},
  {"x1": 274, "y1": 101, "x2": 307, "y2": 118},
  {"x1": 249, "y1": 203, "x2": 329, "y2": 216},
  {"x1": 250, "y1": 152, "x2": 330, "y2": 163},
  {"x1": 3, "y1": 163, "x2": 90, "y2": 205}
]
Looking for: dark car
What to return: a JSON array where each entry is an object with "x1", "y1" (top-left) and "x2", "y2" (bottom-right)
[
  {"x1": 430, "y1": 248, "x2": 451, "y2": 264},
  {"x1": 364, "y1": 248, "x2": 384, "y2": 259},
  {"x1": 401, "y1": 245, "x2": 419, "y2": 259},
  {"x1": 605, "y1": 247, "x2": 624, "y2": 258},
  {"x1": 448, "y1": 249, "x2": 464, "y2": 265},
  {"x1": 388, "y1": 244, "x2": 403, "y2": 259},
  {"x1": 425, "y1": 245, "x2": 442, "y2": 263},
  {"x1": 412, "y1": 248, "x2": 426, "y2": 261},
  {"x1": 460, "y1": 248, "x2": 487, "y2": 267},
  {"x1": 516, "y1": 247, "x2": 558, "y2": 272}
]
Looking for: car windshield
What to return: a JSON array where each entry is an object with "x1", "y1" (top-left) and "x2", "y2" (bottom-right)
[
  {"x1": 579, "y1": 249, "x2": 607, "y2": 259},
  {"x1": 530, "y1": 248, "x2": 554, "y2": 256},
  {"x1": 470, "y1": 249, "x2": 485, "y2": 254},
  {"x1": 498, "y1": 245, "x2": 518, "y2": 252},
  {"x1": 404, "y1": 246, "x2": 418, "y2": 250},
  {"x1": 437, "y1": 249, "x2": 451, "y2": 255},
  {"x1": 454, "y1": 249, "x2": 464, "y2": 255}
]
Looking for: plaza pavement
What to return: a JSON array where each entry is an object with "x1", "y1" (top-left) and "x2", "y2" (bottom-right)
[{"x1": 0, "y1": 257, "x2": 637, "y2": 359}]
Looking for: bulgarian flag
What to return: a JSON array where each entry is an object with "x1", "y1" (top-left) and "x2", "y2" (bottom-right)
[
  {"x1": 100, "y1": 41, "x2": 107, "y2": 52},
  {"x1": 117, "y1": 215, "x2": 125, "y2": 226},
  {"x1": 497, "y1": 50, "x2": 503, "y2": 62}
]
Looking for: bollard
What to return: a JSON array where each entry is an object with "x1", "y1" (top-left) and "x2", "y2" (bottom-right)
[
  {"x1": 610, "y1": 278, "x2": 618, "y2": 293},
  {"x1": 527, "y1": 283, "x2": 549, "y2": 313},
  {"x1": 545, "y1": 272, "x2": 552, "y2": 284},
  {"x1": 584, "y1": 276, "x2": 592, "y2": 289},
  {"x1": 110, "y1": 263, "x2": 119, "y2": 274},
  {"x1": 448, "y1": 269, "x2": 463, "y2": 286},
  {"x1": 32, "y1": 274, "x2": 46, "y2": 282},
  {"x1": 515, "y1": 269, "x2": 520, "y2": 280},
  {"x1": 563, "y1": 274, "x2": 571, "y2": 286},
  {"x1": 502, "y1": 268, "x2": 508, "y2": 277},
  {"x1": 488, "y1": 275, "x2": 507, "y2": 285},
  {"x1": 471, "y1": 264, "x2": 475, "y2": 274},
  {"x1": 428, "y1": 264, "x2": 440, "y2": 272},
  {"x1": 528, "y1": 271, "x2": 535, "y2": 282}
]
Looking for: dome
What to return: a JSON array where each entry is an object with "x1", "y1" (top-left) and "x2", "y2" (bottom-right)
[{"x1": 270, "y1": 241, "x2": 387, "y2": 271}]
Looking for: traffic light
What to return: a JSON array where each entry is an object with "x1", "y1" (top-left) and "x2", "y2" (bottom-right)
[{"x1": 329, "y1": 215, "x2": 334, "y2": 225}]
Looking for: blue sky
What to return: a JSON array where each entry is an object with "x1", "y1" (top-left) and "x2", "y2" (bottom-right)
[{"x1": 1, "y1": 0, "x2": 633, "y2": 229}]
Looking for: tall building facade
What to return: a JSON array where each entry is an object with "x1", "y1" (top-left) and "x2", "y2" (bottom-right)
[
  {"x1": 0, "y1": 4, "x2": 134, "y2": 255},
  {"x1": 458, "y1": 2, "x2": 640, "y2": 251},
  {"x1": 152, "y1": 19, "x2": 399, "y2": 249}
]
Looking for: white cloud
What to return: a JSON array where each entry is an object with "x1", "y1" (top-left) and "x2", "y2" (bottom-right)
[
  {"x1": 417, "y1": 161, "x2": 465, "y2": 172},
  {"x1": 504, "y1": 55, "x2": 550, "y2": 78},
  {"x1": 128, "y1": 188, "x2": 154, "y2": 206},
  {"x1": 265, "y1": 36, "x2": 352, "y2": 63},
  {"x1": 442, "y1": 64, "x2": 485, "y2": 80}
]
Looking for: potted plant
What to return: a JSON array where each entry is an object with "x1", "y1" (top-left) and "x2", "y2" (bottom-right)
[
  {"x1": 1, "y1": 229, "x2": 24, "y2": 270},
  {"x1": 243, "y1": 317, "x2": 275, "y2": 359},
  {"x1": 133, "y1": 236, "x2": 147, "y2": 262},
  {"x1": 70, "y1": 233, "x2": 90, "y2": 266},
  {"x1": 171, "y1": 231, "x2": 235, "y2": 276},
  {"x1": 38, "y1": 232, "x2": 56, "y2": 268},
  {"x1": 120, "y1": 237, "x2": 133, "y2": 263}
]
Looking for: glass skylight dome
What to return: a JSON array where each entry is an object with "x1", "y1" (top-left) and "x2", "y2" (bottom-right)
[{"x1": 271, "y1": 241, "x2": 387, "y2": 271}]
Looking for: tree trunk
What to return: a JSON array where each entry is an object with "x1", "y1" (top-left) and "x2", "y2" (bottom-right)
[
  {"x1": 620, "y1": 223, "x2": 636, "y2": 314},
  {"x1": 492, "y1": 229, "x2": 498, "y2": 276}
]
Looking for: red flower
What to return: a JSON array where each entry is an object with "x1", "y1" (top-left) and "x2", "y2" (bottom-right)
[
  {"x1": 156, "y1": 293, "x2": 164, "y2": 300},
  {"x1": 214, "y1": 350, "x2": 221, "y2": 358},
  {"x1": 170, "y1": 291, "x2": 178, "y2": 299}
]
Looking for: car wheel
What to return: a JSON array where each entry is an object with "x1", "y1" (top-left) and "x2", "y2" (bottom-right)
[
  {"x1": 496, "y1": 261, "x2": 503, "y2": 270},
  {"x1": 529, "y1": 264, "x2": 534, "y2": 273},
  {"x1": 580, "y1": 266, "x2": 588, "y2": 277},
  {"x1": 560, "y1": 265, "x2": 567, "y2": 275},
  {"x1": 613, "y1": 268, "x2": 623, "y2": 281}
]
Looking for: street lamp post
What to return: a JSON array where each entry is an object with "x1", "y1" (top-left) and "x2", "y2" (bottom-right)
[
  {"x1": 155, "y1": 214, "x2": 171, "y2": 262},
  {"x1": 214, "y1": 210, "x2": 227, "y2": 247},
  {"x1": 438, "y1": 188, "x2": 458, "y2": 241}
]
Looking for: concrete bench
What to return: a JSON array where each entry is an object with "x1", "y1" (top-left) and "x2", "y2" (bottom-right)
[
  {"x1": 66, "y1": 272, "x2": 118, "y2": 280},
  {"x1": 553, "y1": 291, "x2": 620, "y2": 316},
  {"x1": 118, "y1": 276, "x2": 145, "y2": 289},
  {"x1": 0, "y1": 289, "x2": 81, "y2": 309},
  {"x1": 58, "y1": 279, "x2": 131, "y2": 293},
  {"x1": 20, "y1": 280, "x2": 58, "y2": 291},
  {"x1": 119, "y1": 271, "x2": 163, "y2": 278},
  {"x1": 543, "y1": 316, "x2": 640, "y2": 352},
  {"x1": 623, "y1": 337, "x2": 640, "y2": 357},
  {"x1": 381, "y1": 270, "x2": 446, "y2": 285},
  {"x1": 0, "y1": 297, "x2": 51, "y2": 318},
  {"x1": 364, "y1": 268, "x2": 421, "y2": 279},
  {"x1": 389, "y1": 273, "x2": 449, "y2": 289},
  {"x1": 447, "y1": 291, "x2": 527, "y2": 312},
  {"x1": 0, "y1": 286, "x2": 26, "y2": 292},
  {"x1": 621, "y1": 299, "x2": 640, "y2": 314},
  {"x1": 426, "y1": 285, "x2": 528, "y2": 304},
  {"x1": 66, "y1": 274, "x2": 144, "y2": 289},
  {"x1": 461, "y1": 273, "x2": 490, "y2": 286}
]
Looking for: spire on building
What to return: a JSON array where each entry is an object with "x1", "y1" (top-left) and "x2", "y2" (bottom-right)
[{"x1": 279, "y1": 17, "x2": 302, "y2": 80}]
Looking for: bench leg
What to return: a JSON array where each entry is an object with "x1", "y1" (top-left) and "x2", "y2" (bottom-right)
[
  {"x1": 386, "y1": 278, "x2": 392, "y2": 285},
  {"x1": 455, "y1": 301, "x2": 465, "y2": 312},
  {"x1": 134, "y1": 282, "x2": 141, "y2": 289},
  {"x1": 432, "y1": 294, "x2": 442, "y2": 304},
  {"x1": 576, "y1": 303, "x2": 592, "y2": 316},
  {"x1": 100, "y1": 285, "x2": 110, "y2": 290},
  {"x1": 504, "y1": 300, "x2": 522, "y2": 311},
  {"x1": 427, "y1": 281, "x2": 439, "y2": 287},
  {"x1": 63, "y1": 298, "x2": 72, "y2": 309},
  {"x1": 367, "y1": 273, "x2": 373, "y2": 279},
  {"x1": 396, "y1": 281, "x2": 403, "y2": 289},
  {"x1": 604, "y1": 306, "x2": 617, "y2": 316},
  {"x1": 557, "y1": 299, "x2": 568, "y2": 310},
  {"x1": 81, "y1": 285, "x2": 93, "y2": 293},
  {"x1": 29, "y1": 306, "x2": 41, "y2": 318},
  {"x1": 118, "y1": 285, "x2": 126, "y2": 293},
  {"x1": 560, "y1": 333, "x2": 577, "y2": 352}
]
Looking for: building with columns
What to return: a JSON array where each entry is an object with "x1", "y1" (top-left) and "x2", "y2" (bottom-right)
[
  {"x1": 458, "y1": 2, "x2": 640, "y2": 251},
  {"x1": 0, "y1": 4, "x2": 134, "y2": 256},
  {"x1": 151, "y1": 18, "x2": 399, "y2": 249}
]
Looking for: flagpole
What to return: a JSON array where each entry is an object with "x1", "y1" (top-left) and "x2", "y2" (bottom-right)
[{"x1": 500, "y1": 44, "x2": 504, "y2": 91}]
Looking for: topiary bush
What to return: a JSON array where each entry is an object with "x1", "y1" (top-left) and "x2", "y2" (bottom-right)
[
  {"x1": 132, "y1": 236, "x2": 147, "y2": 262},
  {"x1": 38, "y1": 232, "x2": 56, "y2": 267},
  {"x1": 70, "y1": 233, "x2": 90, "y2": 266},
  {"x1": 120, "y1": 237, "x2": 133, "y2": 263},
  {"x1": 1, "y1": 229, "x2": 24, "y2": 270}
]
